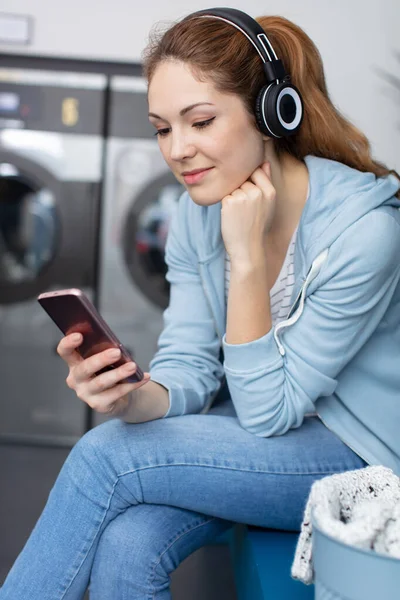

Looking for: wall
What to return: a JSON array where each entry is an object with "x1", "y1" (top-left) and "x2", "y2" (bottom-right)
[{"x1": 1, "y1": 0, "x2": 399, "y2": 171}]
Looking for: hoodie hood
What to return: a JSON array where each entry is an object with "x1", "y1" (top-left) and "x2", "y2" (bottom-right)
[{"x1": 299, "y1": 155, "x2": 400, "y2": 266}]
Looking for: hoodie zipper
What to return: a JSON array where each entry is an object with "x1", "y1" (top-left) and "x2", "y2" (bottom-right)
[
  {"x1": 199, "y1": 249, "x2": 329, "y2": 410},
  {"x1": 200, "y1": 249, "x2": 329, "y2": 360},
  {"x1": 273, "y1": 249, "x2": 329, "y2": 356}
]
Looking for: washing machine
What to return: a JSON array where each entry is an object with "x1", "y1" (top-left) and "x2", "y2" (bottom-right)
[
  {"x1": 0, "y1": 67, "x2": 106, "y2": 445},
  {"x1": 95, "y1": 76, "x2": 183, "y2": 426}
]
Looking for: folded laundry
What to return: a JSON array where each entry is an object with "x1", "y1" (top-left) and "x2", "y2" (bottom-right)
[{"x1": 291, "y1": 465, "x2": 400, "y2": 584}]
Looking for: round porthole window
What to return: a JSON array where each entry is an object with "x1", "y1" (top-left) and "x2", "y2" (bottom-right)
[
  {"x1": 122, "y1": 172, "x2": 183, "y2": 309},
  {"x1": 0, "y1": 162, "x2": 59, "y2": 287}
]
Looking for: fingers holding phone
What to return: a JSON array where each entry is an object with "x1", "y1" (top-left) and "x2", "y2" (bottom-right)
[
  {"x1": 59, "y1": 333, "x2": 150, "y2": 416},
  {"x1": 57, "y1": 332, "x2": 84, "y2": 367},
  {"x1": 39, "y1": 289, "x2": 151, "y2": 417}
]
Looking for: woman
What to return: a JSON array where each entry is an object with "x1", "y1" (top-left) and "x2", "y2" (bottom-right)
[{"x1": 1, "y1": 7, "x2": 399, "y2": 599}]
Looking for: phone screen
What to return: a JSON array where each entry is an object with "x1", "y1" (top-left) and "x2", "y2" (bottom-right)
[{"x1": 39, "y1": 293, "x2": 118, "y2": 359}]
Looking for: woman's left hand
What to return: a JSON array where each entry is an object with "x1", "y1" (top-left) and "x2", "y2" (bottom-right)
[{"x1": 221, "y1": 161, "x2": 276, "y2": 266}]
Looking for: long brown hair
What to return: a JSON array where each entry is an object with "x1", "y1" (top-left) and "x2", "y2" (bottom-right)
[{"x1": 142, "y1": 13, "x2": 400, "y2": 198}]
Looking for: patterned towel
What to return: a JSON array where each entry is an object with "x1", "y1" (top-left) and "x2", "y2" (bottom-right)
[{"x1": 291, "y1": 465, "x2": 400, "y2": 584}]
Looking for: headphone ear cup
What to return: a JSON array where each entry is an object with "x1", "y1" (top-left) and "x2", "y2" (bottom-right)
[
  {"x1": 254, "y1": 85, "x2": 271, "y2": 136},
  {"x1": 255, "y1": 82, "x2": 303, "y2": 138}
]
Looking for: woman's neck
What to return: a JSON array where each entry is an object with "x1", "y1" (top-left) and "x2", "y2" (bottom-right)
[{"x1": 266, "y1": 152, "x2": 309, "y2": 244}]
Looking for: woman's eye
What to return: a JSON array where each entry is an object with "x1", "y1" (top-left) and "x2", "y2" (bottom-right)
[
  {"x1": 153, "y1": 117, "x2": 215, "y2": 138},
  {"x1": 154, "y1": 128, "x2": 170, "y2": 137},
  {"x1": 193, "y1": 117, "x2": 215, "y2": 129}
]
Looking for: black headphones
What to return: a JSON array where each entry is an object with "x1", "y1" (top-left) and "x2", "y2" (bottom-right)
[{"x1": 188, "y1": 7, "x2": 304, "y2": 138}]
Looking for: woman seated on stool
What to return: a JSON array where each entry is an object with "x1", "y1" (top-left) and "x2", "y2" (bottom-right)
[{"x1": 1, "y1": 7, "x2": 399, "y2": 600}]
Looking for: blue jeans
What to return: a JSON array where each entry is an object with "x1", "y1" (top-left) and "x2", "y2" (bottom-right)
[{"x1": 0, "y1": 398, "x2": 367, "y2": 600}]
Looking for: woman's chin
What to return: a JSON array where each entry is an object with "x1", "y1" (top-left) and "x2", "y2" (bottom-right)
[{"x1": 186, "y1": 187, "x2": 222, "y2": 206}]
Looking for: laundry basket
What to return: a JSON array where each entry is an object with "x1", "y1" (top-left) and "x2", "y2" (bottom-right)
[{"x1": 312, "y1": 512, "x2": 400, "y2": 600}]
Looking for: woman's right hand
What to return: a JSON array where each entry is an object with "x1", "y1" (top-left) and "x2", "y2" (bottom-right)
[{"x1": 57, "y1": 333, "x2": 151, "y2": 417}]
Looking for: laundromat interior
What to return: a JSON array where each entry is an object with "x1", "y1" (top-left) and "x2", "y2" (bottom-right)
[{"x1": 0, "y1": 1, "x2": 399, "y2": 598}]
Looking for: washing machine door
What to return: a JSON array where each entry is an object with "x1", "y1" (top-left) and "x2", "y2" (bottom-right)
[
  {"x1": 0, "y1": 151, "x2": 61, "y2": 303},
  {"x1": 123, "y1": 172, "x2": 184, "y2": 309}
]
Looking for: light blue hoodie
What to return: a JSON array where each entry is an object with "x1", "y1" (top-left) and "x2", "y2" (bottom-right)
[{"x1": 149, "y1": 155, "x2": 400, "y2": 475}]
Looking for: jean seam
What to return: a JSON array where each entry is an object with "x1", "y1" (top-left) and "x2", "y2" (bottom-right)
[
  {"x1": 117, "y1": 463, "x2": 349, "y2": 477},
  {"x1": 59, "y1": 475, "x2": 121, "y2": 600},
  {"x1": 147, "y1": 516, "x2": 217, "y2": 600}
]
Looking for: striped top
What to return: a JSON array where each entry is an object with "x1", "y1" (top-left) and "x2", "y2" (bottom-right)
[{"x1": 224, "y1": 225, "x2": 298, "y2": 327}]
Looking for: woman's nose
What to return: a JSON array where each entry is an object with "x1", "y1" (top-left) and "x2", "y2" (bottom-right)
[{"x1": 169, "y1": 132, "x2": 196, "y2": 161}]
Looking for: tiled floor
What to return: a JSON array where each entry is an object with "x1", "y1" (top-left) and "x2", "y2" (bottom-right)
[{"x1": 0, "y1": 443, "x2": 237, "y2": 599}]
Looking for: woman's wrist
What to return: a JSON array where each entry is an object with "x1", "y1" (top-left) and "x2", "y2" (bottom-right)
[
  {"x1": 229, "y1": 254, "x2": 268, "y2": 277},
  {"x1": 120, "y1": 380, "x2": 170, "y2": 423},
  {"x1": 226, "y1": 252, "x2": 271, "y2": 345}
]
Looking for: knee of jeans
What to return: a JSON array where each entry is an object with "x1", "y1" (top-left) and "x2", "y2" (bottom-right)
[
  {"x1": 98, "y1": 507, "x2": 141, "y2": 555},
  {"x1": 66, "y1": 419, "x2": 125, "y2": 474},
  {"x1": 96, "y1": 507, "x2": 176, "y2": 578}
]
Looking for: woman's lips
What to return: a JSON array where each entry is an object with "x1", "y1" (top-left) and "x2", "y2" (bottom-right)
[{"x1": 182, "y1": 167, "x2": 214, "y2": 185}]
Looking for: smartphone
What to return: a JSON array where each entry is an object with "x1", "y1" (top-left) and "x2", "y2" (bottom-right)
[{"x1": 37, "y1": 288, "x2": 144, "y2": 383}]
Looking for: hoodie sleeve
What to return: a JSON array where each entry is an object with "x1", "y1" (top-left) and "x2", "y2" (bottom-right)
[
  {"x1": 222, "y1": 210, "x2": 400, "y2": 437},
  {"x1": 149, "y1": 194, "x2": 224, "y2": 417}
]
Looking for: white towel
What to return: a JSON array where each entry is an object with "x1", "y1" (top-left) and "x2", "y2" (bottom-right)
[{"x1": 291, "y1": 465, "x2": 400, "y2": 584}]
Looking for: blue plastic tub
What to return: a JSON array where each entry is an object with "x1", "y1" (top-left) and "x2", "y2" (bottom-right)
[{"x1": 312, "y1": 514, "x2": 400, "y2": 599}]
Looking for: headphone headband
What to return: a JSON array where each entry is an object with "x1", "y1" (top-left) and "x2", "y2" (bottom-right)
[{"x1": 190, "y1": 7, "x2": 288, "y2": 85}]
